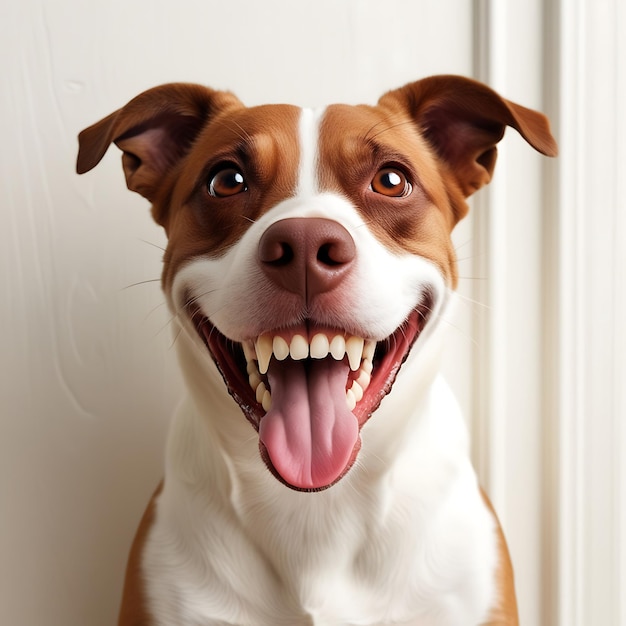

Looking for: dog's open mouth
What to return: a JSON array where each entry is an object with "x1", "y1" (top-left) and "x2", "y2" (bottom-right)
[{"x1": 191, "y1": 298, "x2": 432, "y2": 491}]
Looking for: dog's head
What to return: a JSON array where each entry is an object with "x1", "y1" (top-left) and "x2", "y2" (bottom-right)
[{"x1": 77, "y1": 76, "x2": 556, "y2": 491}]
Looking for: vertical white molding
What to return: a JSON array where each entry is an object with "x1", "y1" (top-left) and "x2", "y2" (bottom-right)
[
  {"x1": 548, "y1": 0, "x2": 626, "y2": 624},
  {"x1": 471, "y1": 0, "x2": 510, "y2": 519},
  {"x1": 472, "y1": 1, "x2": 547, "y2": 622},
  {"x1": 617, "y1": 5, "x2": 626, "y2": 615},
  {"x1": 546, "y1": 2, "x2": 584, "y2": 623},
  {"x1": 539, "y1": 2, "x2": 563, "y2": 623}
]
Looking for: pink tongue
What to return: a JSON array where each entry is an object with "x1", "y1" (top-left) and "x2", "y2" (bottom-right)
[{"x1": 258, "y1": 358, "x2": 359, "y2": 490}]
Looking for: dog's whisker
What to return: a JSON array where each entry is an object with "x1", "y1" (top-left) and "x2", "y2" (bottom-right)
[
  {"x1": 366, "y1": 118, "x2": 417, "y2": 142},
  {"x1": 182, "y1": 288, "x2": 223, "y2": 311},
  {"x1": 453, "y1": 238, "x2": 474, "y2": 253},
  {"x1": 121, "y1": 278, "x2": 162, "y2": 291},
  {"x1": 213, "y1": 117, "x2": 254, "y2": 144},
  {"x1": 136, "y1": 300, "x2": 169, "y2": 326},
  {"x1": 150, "y1": 312, "x2": 175, "y2": 338},
  {"x1": 454, "y1": 292, "x2": 490, "y2": 311},
  {"x1": 455, "y1": 252, "x2": 486, "y2": 263},
  {"x1": 364, "y1": 114, "x2": 415, "y2": 142},
  {"x1": 438, "y1": 318, "x2": 479, "y2": 348},
  {"x1": 353, "y1": 219, "x2": 375, "y2": 230},
  {"x1": 168, "y1": 320, "x2": 186, "y2": 349},
  {"x1": 138, "y1": 238, "x2": 167, "y2": 253},
  {"x1": 363, "y1": 119, "x2": 391, "y2": 143}
]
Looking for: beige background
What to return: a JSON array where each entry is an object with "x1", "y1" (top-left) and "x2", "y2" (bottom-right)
[{"x1": 2, "y1": 1, "x2": 624, "y2": 625}]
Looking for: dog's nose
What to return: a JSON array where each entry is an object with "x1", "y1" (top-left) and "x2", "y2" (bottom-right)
[{"x1": 258, "y1": 218, "x2": 356, "y2": 301}]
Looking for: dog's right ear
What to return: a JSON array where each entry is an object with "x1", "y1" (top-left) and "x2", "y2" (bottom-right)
[{"x1": 76, "y1": 84, "x2": 242, "y2": 206}]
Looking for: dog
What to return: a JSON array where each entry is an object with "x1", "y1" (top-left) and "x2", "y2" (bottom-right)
[{"x1": 77, "y1": 75, "x2": 557, "y2": 625}]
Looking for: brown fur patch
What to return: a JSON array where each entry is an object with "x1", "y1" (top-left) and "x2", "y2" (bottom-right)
[
  {"x1": 481, "y1": 489, "x2": 520, "y2": 625},
  {"x1": 317, "y1": 104, "x2": 460, "y2": 287},
  {"x1": 159, "y1": 105, "x2": 302, "y2": 292},
  {"x1": 117, "y1": 483, "x2": 162, "y2": 626}
]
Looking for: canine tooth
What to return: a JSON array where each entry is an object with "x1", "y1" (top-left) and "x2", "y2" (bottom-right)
[
  {"x1": 310, "y1": 333, "x2": 330, "y2": 359},
  {"x1": 290, "y1": 334, "x2": 309, "y2": 360},
  {"x1": 363, "y1": 340, "x2": 376, "y2": 361},
  {"x1": 273, "y1": 336, "x2": 289, "y2": 361},
  {"x1": 345, "y1": 336, "x2": 364, "y2": 371},
  {"x1": 346, "y1": 389, "x2": 357, "y2": 411},
  {"x1": 262, "y1": 390, "x2": 272, "y2": 412},
  {"x1": 243, "y1": 340, "x2": 256, "y2": 362},
  {"x1": 330, "y1": 335, "x2": 346, "y2": 360},
  {"x1": 362, "y1": 358, "x2": 373, "y2": 374},
  {"x1": 350, "y1": 381, "x2": 364, "y2": 402},
  {"x1": 246, "y1": 360, "x2": 258, "y2": 375},
  {"x1": 256, "y1": 382, "x2": 267, "y2": 404},
  {"x1": 256, "y1": 334, "x2": 272, "y2": 374}
]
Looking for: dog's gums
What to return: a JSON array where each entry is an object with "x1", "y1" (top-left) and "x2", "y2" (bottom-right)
[{"x1": 193, "y1": 305, "x2": 430, "y2": 491}]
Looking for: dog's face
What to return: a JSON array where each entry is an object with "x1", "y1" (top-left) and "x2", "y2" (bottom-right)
[{"x1": 77, "y1": 76, "x2": 556, "y2": 491}]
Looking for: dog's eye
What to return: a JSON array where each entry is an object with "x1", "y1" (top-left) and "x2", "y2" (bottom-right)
[
  {"x1": 207, "y1": 167, "x2": 247, "y2": 197},
  {"x1": 370, "y1": 167, "x2": 412, "y2": 197}
]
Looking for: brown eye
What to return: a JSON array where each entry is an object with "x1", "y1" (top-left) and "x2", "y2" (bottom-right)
[
  {"x1": 207, "y1": 167, "x2": 247, "y2": 197},
  {"x1": 370, "y1": 167, "x2": 411, "y2": 197}
]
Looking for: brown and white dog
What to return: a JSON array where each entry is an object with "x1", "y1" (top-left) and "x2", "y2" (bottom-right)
[{"x1": 77, "y1": 76, "x2": 556, "y2": 626}]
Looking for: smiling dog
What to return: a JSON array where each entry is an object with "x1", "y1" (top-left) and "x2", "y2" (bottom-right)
[{"x1": 77, "y1": 75, "x2": 556, "y2": 625}]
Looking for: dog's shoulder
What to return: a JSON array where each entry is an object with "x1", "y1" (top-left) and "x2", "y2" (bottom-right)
[{"x1": 118, "y1": 483, "x2": 162, "y2": 626}]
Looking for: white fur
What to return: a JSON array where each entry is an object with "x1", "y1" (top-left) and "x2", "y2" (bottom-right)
[
  {"x1": 297, "y1": 107, "x2": 325, "y2": 196},
  {"x1": 144, "y1": 108, "x2": 499, "y2": 625}
]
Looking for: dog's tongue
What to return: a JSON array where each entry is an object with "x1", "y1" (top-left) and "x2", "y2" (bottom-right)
[{"x1": 258, "y1": 358, "x2": 359, "y2": 490}]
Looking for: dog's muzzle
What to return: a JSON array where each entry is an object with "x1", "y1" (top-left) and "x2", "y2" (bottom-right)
[{"x1": 189, "y1": 218, "x2": 434, "y2": 491}]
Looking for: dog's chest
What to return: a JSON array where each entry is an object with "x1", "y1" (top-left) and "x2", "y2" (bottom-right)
[
  {"x1": 141, "y1": 380, "x2": 497, "y2": 626},
  {"x1": 144, "y1": 483, "x2": 496, "y2": 626}
]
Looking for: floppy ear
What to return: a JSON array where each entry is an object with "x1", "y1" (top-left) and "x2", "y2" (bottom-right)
[
  {"x1": 378, "y1": 75, "x2": 558, "y2": 198},
  {"x1": 76, "y1": 83, "x2": 242, "y2": 204}
]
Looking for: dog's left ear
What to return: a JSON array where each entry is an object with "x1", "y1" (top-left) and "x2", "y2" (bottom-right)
[
  {"x1": 76, "y1": 83, "x2": 242, "y2": 209},
  {"x1": 379, "y1": 75, "x2": 558, "y2": 198}
]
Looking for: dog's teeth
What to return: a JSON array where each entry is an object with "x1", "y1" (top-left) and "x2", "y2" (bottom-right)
[
  {"x1": 356, "y1": 369, "x2": 371, "y2": 391},
  {"x1": 350, "y1": 381, "x2": 364, "y2": 402},
  {"x1": 256, "y1": 381, "x2": 268, "y2": 404},
  {"x1": 345, "y1": 336, "x2": 364, "y2": 371},
  {"x1": 256, "y1": 334, "x2": 273, "y2": 374},
  {"x1": 346, "y1": 388, "x2": 357, "y2": 411},
  {"x1": 243, "y1": 340, "x2": 256, "y2": 363},
  {"x1": 362, "y1": 358, "x2": 373, "y2": 374},
  {"x1": 363, "y1": 340, "x2": 376, "y2": 361},
  {"x1": 290, "y1": 334, "x2": 309, "y2": 360},
  {"x1": 249, "y1": 371, "x2": 262, "y2": 390},
  {"x1": 310, "y1": 333, "x2": 330, "y2": 359},
  {"x1": 246, "y1": 360, "x2": 257, "y2": 375},
  {"x1": 330, "y1": 335, "x2": 346, "y2": 360},
  {"x1": 255, "y1": 332, "x2": 369, "y2": 373},
  {"x1": 273, "y1": 336, "x2": 289, "y2": 361},
  {"x1": 262, "y1": 389, "x2": 272, "y2": 412}
]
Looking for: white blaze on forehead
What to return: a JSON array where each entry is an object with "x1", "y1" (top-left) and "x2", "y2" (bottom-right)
[{"x1": 297, "y1": 107, "x2": 326, "y2": 197}]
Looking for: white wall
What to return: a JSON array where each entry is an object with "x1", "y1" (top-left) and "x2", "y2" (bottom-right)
[
  {"x1": 2, "y1": 2, "x2": 473, "y2": 624},
  {"x1": 2, "y1": 1, "x2": 623, "y2": 625}
]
